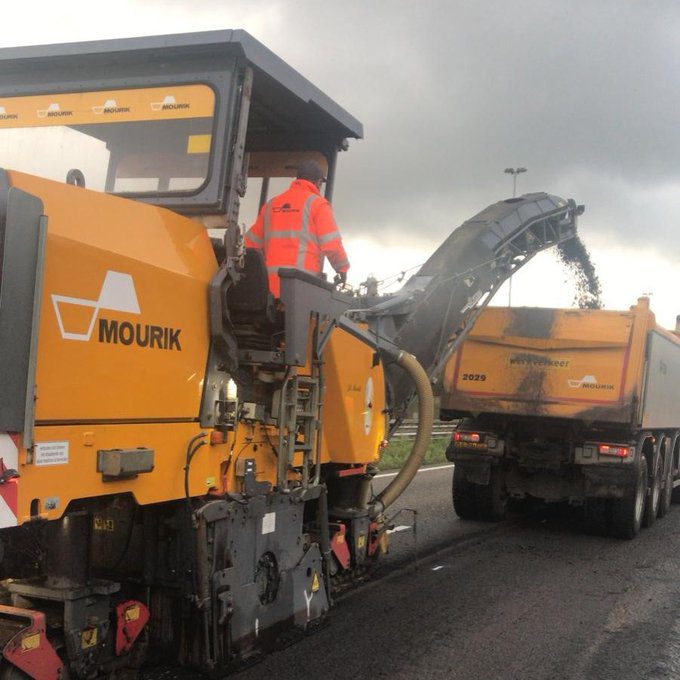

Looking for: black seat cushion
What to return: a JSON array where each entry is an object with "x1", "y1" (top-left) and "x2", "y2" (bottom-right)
[{"x1": 228, "y1": 249, "x2": 271, "y2": 313}]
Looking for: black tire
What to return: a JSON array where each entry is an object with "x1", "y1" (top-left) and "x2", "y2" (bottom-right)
[
  {"x1": 507, "y1": 496, "x2": 531, "y2": 513},
  {"x1": 476, "y1": 467, "x2": 508, "y2": 522},
  {"x1": 643, "y1": 453, "x2": 662, "y2": 528},
  {"x1": 0, "y1": 664, "x2": 32, "y2": 680},
  {"x1": 452, "y1": 465, "x2": 479, "y2": 520},
  {"x1": 671, "y1": 438, "x2": 680, "y2": 504},
  {"x1": 610, "y1": 454, "x2": 647, "y2": 539},
  {"x1": 658, "y1": 456, "x2": 673, "y2": 518},
  {"x1": 452, "y1": 465, "x2": 507, "y2": 522},
  {"x1": 584, "y1": 498, "x2": 609, "y2": 536}
]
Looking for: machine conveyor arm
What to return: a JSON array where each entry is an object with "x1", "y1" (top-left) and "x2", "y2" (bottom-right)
[{"x1": 350, "y1": 192, "x2": 584, "y2": 418}]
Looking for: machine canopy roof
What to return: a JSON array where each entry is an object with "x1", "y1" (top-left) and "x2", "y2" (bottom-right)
[{"x1": 0, "y1": 29, "x2": 364, "y2": 144}]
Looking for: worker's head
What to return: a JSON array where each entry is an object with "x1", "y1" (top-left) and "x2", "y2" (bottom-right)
[{"x1": 297, "y1": 159, "x2": 326, "y2": 188}]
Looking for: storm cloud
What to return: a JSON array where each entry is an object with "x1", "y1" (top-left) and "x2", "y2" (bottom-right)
[
  {"x1": 277, "y1": 0, "x2": 680, "y2": 251},
  {"x1": 181, "y1": 0, "x2": 679, "y2": 255},
  {"x1": 5, "y1": 0, "x2": 680, "y2": 310}
]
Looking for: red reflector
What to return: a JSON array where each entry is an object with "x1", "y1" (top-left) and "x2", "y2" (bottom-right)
[
  {"x1": 453, "y1": 432, "x2": 481, "y2": 443},
  {"x1": 337, "y1": 465, "x2": 367, "y2": 478},
  {"x1": 598, "y1": 444, "x2": 629, "y2": 458},
  {"x1": 209, "y1": 431, "x2": 226, "y2": 445}
]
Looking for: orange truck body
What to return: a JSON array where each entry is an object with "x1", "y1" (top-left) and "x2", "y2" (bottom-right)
[
  {"x1": 441, "y1": 298, "x2": 680, "y2": 523},
  {"x1": 442, "y1": 298, "x2": 680, "y2": 430}
]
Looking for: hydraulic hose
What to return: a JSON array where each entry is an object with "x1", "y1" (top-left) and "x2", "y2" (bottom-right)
[{"x1": 369, "y1": 351, "x2": 434, "y2": 518}]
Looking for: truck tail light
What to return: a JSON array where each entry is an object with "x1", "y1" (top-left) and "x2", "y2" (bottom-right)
[
  {"x1": 598, "y1": 444, "x2": 630, "y2": 458},
  {"x1": 453, "y1": 432, "x2": 481, "y2": 443}
]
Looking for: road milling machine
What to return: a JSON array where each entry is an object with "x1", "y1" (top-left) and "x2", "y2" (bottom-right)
[{"x1": 0, "y1": 30, "x2": 583, "y2": 678}]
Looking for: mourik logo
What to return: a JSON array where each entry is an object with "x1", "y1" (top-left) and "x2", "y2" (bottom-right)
[
  {"x1": 51, "y1": 271, "x2": 182, "y2": 351},
  {"x1": 150, "y1": 95, "x2": 190, "y2": 112},
  {"x1": 92, "y1": 99, "x2": 131, "y2": 115},
  {"x1": 567, "y1": 375, "x2": 614, "y2": 391},
  {"x1": 0, "y1": 106, "x2": 18, "y2": 121},
  {"x1": 37, "y1": 103, "x2": 73, "y2": 119}
]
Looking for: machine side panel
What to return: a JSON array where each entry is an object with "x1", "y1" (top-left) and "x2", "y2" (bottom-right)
[
  {"x1": 321, "y1": 328, "x2": 386, "y2": 464},
  {"x1": 0, "y1": 186, "x2": 44, "y2": 433},
  {"x1": 17, "y1": 422, "x2": 226, "y2": 523},
  {"x1": 640, "y1": 329, "x2": 680, "y2": 429},
  {"x1": 7, "y1": 171, "x2": 216, "y2": 423}
]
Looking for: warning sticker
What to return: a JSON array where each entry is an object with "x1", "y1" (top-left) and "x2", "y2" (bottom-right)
[
  {"x1": 262, "y1": 512, "x2": 276, "y2": 535},
  {"x1": 35, "y1": 441, "x2": 69, "y2": 466},
  {"x1": 21, "y1": 633, "x2": 41, "y2": 651}
]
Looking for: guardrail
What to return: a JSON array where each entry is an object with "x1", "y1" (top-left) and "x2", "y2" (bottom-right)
[{"x1": 391, "y1": 419, "x2": 458, "y2": 439}]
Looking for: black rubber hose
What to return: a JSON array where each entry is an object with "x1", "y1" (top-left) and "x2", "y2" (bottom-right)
[
  {"x1": 184, "y1": 433, "x2": 207, "y2": 506},
  {"x1": 370, "y1": 351, "x2": 434, "y2": 518}
]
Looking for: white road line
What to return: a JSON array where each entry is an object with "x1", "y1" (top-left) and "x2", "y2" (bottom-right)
[
  {"x1": 375, "y1": 463, "x2": 454, "y2": 479},
  {"x1": 386, "y1": 525, "x2": 413, "y2": 534},
  {"x1": 432, "y1": 565, "x2": 445, "y2": 571}
]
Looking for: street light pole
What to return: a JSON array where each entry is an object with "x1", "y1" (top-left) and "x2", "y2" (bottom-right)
[
  {"x1": 503, "y1": 167, "x2": 527, "y2": 306},
  {"x1": 504, "y1": 166, "x2": 527, "y2": 197}
]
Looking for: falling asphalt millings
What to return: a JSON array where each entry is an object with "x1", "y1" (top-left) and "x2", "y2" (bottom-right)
[{"x1": 557, "y1": 236, "x2": 603, "y2": 310}]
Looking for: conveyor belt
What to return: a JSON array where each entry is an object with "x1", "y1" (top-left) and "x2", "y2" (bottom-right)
[{"x1": 348, "y1": 192, "x2": 584, "y2": 420}]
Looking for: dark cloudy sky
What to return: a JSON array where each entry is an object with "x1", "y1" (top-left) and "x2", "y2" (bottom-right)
[{"x1": 5, "y1": 0, "x2": 680, "y2": 322}]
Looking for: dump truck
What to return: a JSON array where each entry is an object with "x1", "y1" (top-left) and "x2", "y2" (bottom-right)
[
  {"x1": 441, "y1": 298, "x2": 680, "y2": 539},
  {"x1": 0, "y1": 29, "x2": 583, "y2": 678}
]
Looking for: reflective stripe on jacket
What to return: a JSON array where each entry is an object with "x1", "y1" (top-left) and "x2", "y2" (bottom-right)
[{"x1": 244, "y1": 179, "x2": 349, "y2": 297}]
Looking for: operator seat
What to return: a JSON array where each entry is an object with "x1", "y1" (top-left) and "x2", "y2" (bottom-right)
[{"x1": 226, "y1": 248, "x2": 282, "y2": 350}]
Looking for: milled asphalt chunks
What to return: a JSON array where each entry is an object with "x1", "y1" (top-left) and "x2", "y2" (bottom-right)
[{"x1": 556, "y1": 236, "x2": 602, "y2": 310}]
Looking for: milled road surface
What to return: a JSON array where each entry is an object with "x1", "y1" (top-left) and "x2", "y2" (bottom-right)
[{"x1": 148, "y1": 466, "x2": 680, "y2": 679}]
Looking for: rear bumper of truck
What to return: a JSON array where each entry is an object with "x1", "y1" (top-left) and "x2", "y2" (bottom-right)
[
  {"x1": 450, "y1": 447, "x2": 637, "y2": 501},
  {"x1": 582, "y1": 464, "x2": 637, "y2": 498}
]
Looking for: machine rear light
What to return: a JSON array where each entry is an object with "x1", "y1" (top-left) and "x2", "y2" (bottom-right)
[
  {"x1": 453, "y1": 432, "x2": 481, "y2": 443},
  {"x1": 598, "y1": 444, "x2": 630, "y2": 458}
]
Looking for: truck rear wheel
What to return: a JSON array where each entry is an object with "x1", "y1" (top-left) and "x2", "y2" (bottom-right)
[
  {"x1": 452, "y1": 466, "x2": 507, "y2": 522},
  {"x1": 672, "y1": 484, "x2": 680, "y2": 504},
  {"x1": 610, "y1": 454, "x2": 646, "y2": 539},
  {"x1": 658, "y1": 459, "x2": 673, "y2": 518},
  {"x1": 478, "y1": 467, "x2": 507, "y2": 521},
  {"x1": 0, "y1": 665, "x2": 31, "y2": 680},
  {"x1": 643, "y1": 453, "x2": 662, "y2": 528},
  {"x1": 452, "y1": 465, "x2": 479, "y2": 520},
  {"x1": 584, "y1": 498, "x2": 609, "y2": 535}
]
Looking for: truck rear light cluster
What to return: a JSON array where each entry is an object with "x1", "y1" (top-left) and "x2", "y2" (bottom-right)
[
  {"x1": 598, "y1": 444, "x2": 630, "y2": 458},
  {"x1": 453, "y1": 432, "x2": 481, "y2": 443}
]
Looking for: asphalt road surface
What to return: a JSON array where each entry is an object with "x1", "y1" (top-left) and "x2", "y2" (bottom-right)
[{"x1": 148, "y1": 465, "x2": 680, "y2": 679}]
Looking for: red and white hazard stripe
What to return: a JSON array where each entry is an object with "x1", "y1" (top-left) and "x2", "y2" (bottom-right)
[{"x1": 0, "y1": 434, "x2": 18, "y2": 528}]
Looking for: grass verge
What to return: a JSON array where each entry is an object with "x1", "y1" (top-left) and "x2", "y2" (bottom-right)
[{"x1": 378, "y1": 437, "x2": 450, "y2": 471}]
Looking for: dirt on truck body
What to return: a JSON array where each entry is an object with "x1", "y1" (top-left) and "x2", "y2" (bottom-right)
[{"x1": 441, "y1": 297, "x2": 680, "y2": 538}]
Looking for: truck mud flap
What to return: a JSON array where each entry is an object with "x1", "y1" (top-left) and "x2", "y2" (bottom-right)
[
  {"x1": 583, "y1": 466, "x2": 636, "y2": 498},
  {"x1": 456, "y1": 459, "x2": 491, "y2": 485},
  {"x1": 0, "y1": 604, "x2": 63, "y2": 680}
]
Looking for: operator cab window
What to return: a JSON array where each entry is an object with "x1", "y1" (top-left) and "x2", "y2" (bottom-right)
[{"x1": 0, "y1": 84, "x2": 216, "y2": 196}]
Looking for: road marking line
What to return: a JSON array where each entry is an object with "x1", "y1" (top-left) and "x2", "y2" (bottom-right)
[
  {"x1": 376, "y1": 463, "x2": 454, "y2": 479},
  {"x1": 387, "y1": 525, "x2": 412, "y2": 534},
  {"x1": 432, "y1": 565, "x2": 444, "y2": 571}
]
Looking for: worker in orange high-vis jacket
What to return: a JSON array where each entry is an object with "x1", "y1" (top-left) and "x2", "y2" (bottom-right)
[{"x1": 244, "y1": 159, "x2": 350, "y2": 297}]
